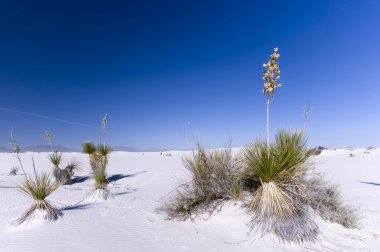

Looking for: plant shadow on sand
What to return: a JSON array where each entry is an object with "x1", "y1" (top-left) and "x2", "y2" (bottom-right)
[
  {"x1": 359, "y1": 181, "x2": 380, "y2": 186},
  {"x1": 107, "y1": 171, "x2": 147, "y2": 183},
  {"x1": 70, "y1": 176, "x2": 90, "y2": 185},
  {"x1": 61, "y1": 203, "x2": 92, "y2": 211}
]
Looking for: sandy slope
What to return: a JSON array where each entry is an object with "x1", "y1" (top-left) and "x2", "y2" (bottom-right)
[{"x1": 0, "y1": 149, "x2": 379, "y2": 252}]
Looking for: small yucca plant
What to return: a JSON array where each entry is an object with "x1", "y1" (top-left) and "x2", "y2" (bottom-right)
[
  {"x1": 17, "y1": 173, "x2": 62, "y2": 225},
  {"x1": 9, "y1": 166, "x2": 19, "y2": 176},
  {"x1": 243, "y1": 130, "x2": 318, "y2": 243}
]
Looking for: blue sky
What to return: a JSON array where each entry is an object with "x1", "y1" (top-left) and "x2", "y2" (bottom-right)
[{"x1": 0, "y1": 0, "x2": 379, "y2": 149}]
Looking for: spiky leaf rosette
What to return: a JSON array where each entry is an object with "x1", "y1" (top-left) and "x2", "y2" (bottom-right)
[
  {"x1": 82, "y1": 142, "x2": 96, "y2": 154},
  {"x1": 49, "y1": 151, "x2": 62, "y2": 167},
  {"x1": 17, "y1": 173, "x2": 62, "y2": 225},
  {"x1": 243, "y1": 131, "x2": 317, "y2": 243}
]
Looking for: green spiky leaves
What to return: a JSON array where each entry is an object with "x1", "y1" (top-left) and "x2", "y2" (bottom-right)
[{"x1": 18, "y1": 173, "x2": 60, "y2": 201}]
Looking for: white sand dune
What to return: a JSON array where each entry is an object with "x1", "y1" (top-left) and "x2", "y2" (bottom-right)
[{"x1": 0, "y1": 149, "x2": 379, "y2": 251}]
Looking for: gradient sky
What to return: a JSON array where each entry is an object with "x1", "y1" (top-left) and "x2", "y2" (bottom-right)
[{"x1": 0, "y1": 0, "x2": 379, "y2": 150}]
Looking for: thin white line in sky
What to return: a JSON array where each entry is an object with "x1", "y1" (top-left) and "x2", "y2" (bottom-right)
[{"x1": 0, "y1": 106, "x2": 98, "y2": 129}]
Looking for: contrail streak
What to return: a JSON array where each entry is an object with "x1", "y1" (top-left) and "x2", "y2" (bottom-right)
[{"x1": 0, "y1": 106, "x2": 98, "y2": 129}]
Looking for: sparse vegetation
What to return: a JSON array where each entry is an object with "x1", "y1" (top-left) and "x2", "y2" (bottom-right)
[
  {"x1": 17, "y1": 172, "x2": 62, "y2": 225},
  {"x1": 9, "y1": 166, "x2": 19, "y2": 176},
  {"x1": 82, "y1": 141, "x2": 113, "y2": 200},
  {"x1": 305, "y1": 174, "x2": 359, "y2": 229},
  {"x1": 49, "y1": 151, "x2": 79, "y2": 184},
  {"x1": 160, "y1": 48, "x2": 360, "y2": 244},
  {"x1": 161, "y1": 144, "x2": 242, "y2": 220}
]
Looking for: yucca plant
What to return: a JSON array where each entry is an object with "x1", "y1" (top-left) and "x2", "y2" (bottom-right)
[
  {"x1": 16, "y1": 172, "x2": 62, "y2": 225},
  {"x1": 243, "y1": 130, "x2": 318, "y2": 243},
  {"x1": 65, "y1": 160, "x2": 80, "y2": 177},
  {"x1": 82, "y1": 142, "x2": 97, "y2": 171},
  {"x1": 9, "y1": 166, "x2": 19, "y2": 176},
  {"x1": 87, "y1": 158, "x2": 111, "y2": 201}
]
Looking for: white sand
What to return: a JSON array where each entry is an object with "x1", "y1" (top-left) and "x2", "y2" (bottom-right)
[{"x1": 0, "y1": 148, "x2": 379, "y2": 251}]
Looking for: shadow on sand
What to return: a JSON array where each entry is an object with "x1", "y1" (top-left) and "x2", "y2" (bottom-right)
[
  {"x1": 359, "y1": 181, "x2": 380, "y2": 186},
  {"x1": 107, "y1": 171, "x2": 147, "y2": 183},
  {"x1": 71, "y1": 176, "x2": 90, "y2": 184},
  {"x1": 61, "y1": 203, "x2": 92, "y2": 211}
]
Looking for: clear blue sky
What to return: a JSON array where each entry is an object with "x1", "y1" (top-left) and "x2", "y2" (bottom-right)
[{"x1": 0, "y1": 0, "x2": 379, "y2": 149}]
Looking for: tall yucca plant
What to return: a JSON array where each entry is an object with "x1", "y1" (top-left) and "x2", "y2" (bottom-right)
[
  {"x1": 262, "y1": 48, "x2": 282, "y2": 150},
  {"x1": 17, "y1": 172, "x2": 62, "y2": 225},
  {"x1": 82, "y1": 142, "x2": 97, "y2": 171},
  {"x1": 243, "y1": 131, "x2": 317, "y2": 243}
]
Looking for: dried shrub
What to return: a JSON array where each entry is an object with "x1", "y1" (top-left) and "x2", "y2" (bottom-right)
[{"x1": 161, "y1": 144, "x2": 242, "y2": 220}]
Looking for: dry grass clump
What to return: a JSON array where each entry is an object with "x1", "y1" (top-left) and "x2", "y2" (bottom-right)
[
  {"x1": 17, "y1": 172, "x2": 62, "y2": 225},
  {"x1": 161, "y1": 145, "x2": 242, "y2": 220},
  {"x1": 242, "y1": 130, "x2": 319, "y2": 243},
  {"x1": 305, "y1": 174, "x2": 359, "y2": 229}
]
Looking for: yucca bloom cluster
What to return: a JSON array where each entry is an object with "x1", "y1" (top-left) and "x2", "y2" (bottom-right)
[{"x1": 262, "y1": 48, "x2": 282, "y2": 98}]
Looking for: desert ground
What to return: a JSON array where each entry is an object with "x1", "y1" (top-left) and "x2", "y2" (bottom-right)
[{"x1": 0, "y1": 148, "x2": 379, "y2": 252}]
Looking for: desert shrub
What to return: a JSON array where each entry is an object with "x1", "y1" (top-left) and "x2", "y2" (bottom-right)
[
  {"x1": 17, "y1": 172, "x2": 62, "y2": 225},
  {"x1": 161, "y1": 144, "x2": 242, "y2": 220},
  {"x1": 312, "y1": 146, "x2": 327, "y2": 155},
  {"x1": 305, "y1": 174, "x2": 359, "y2": 228},
  {"x1": 242, "y1": 130, "x2": 319, "y2": 243},
  {"x1": 9, "y1": 166, "x2": 19, "y2": 176}
]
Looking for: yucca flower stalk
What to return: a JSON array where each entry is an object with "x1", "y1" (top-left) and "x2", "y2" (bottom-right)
[
  {"x1": 44, "y1": 131, "x2": 54, "y2": 152},
  {"x1": 16, "y1": 172, "x2": 62, "y2": 225},
  {"x1": 262, "y1": 48, "x2": 282, "y2": 150},
  {"x1": 101, "y1": 114, "x2": 108, "y2": 148},
  {"x1": 9, "y1": 128, "x2": 28, "y2": 180}
]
